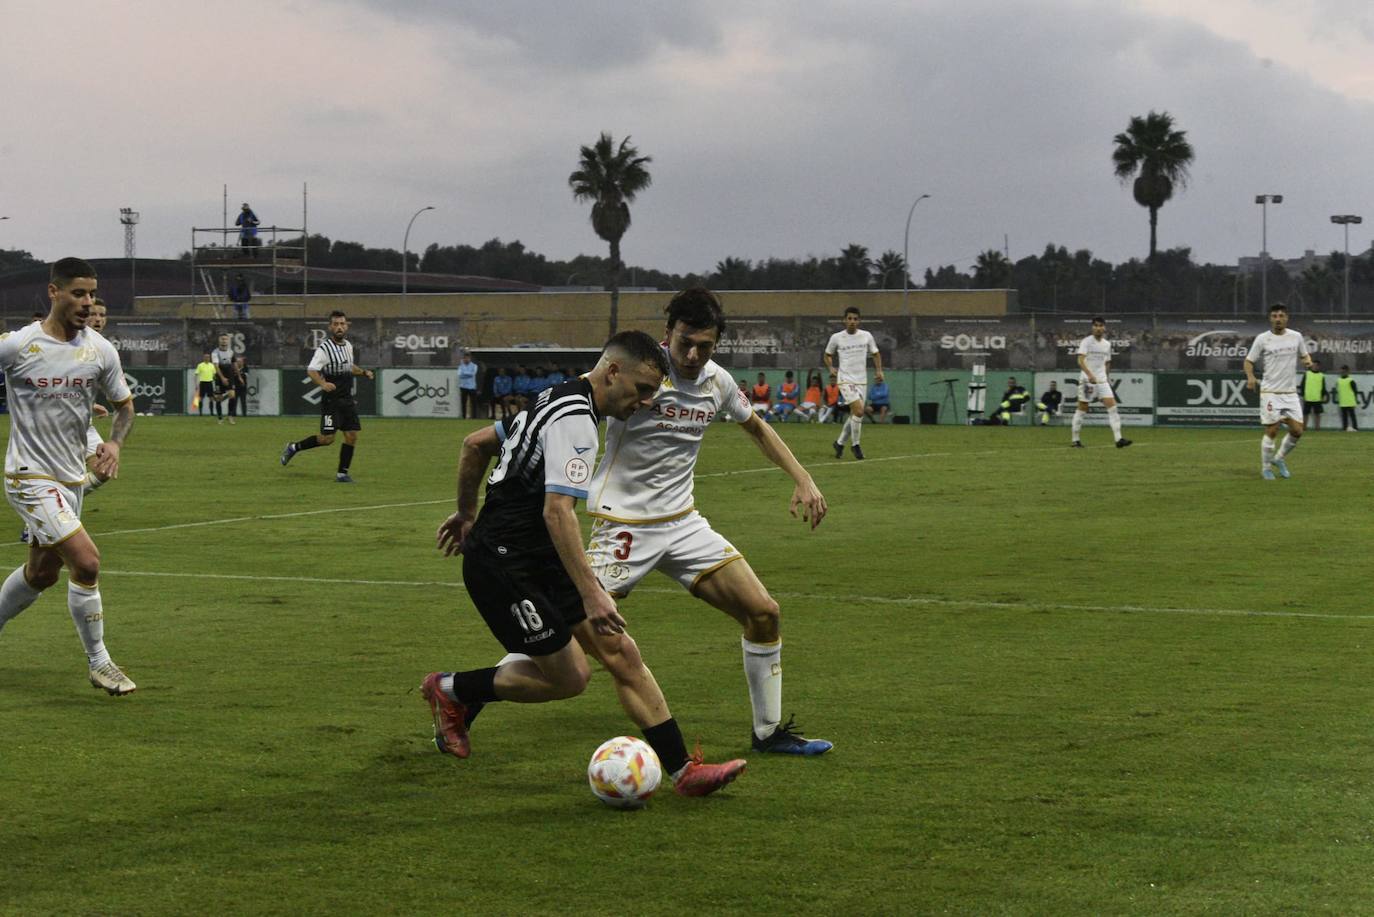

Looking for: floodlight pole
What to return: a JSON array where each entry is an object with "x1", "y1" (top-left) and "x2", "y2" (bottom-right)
[
  {"x1": 402, "y1": 205, "x2": 436, "y2": 305},
  {"x1": 1330, "y1": 214, "x2": 1363, "y2": 318},
  {"x1": 902, "y1": 193, "x2": 931, "y2": 311},
  {"x1": 1255, "y1": 194, "x2": 1282, "y2": 312}
]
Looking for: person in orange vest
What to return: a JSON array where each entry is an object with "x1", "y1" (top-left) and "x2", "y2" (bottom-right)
[
  {"x1": 773, "y1": 370, "x2": 800, "y2": 421},
  {"x1": 819, "y1": 373, "x2": 842, "y2": 424},
  {"x1": 750, "y1": 372, "x2": 773, "y2": 420}
]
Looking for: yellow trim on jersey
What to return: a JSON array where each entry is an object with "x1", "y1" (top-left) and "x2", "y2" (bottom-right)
[
  {"x1": 8, "y1": 475, "x2": 86, "y2": 488},
  {"x1": 108, "y1": 396, "x2": 133, "y2": 407},
  {"x1": 587, "y1": 505, "x2": 696, "y2": 526},
  {"x1": 47, "y1": 523, "x2": 87, "y2": 548},
  {"x1": 687, "y1": 553, "x2": 745, "y2": 593}
]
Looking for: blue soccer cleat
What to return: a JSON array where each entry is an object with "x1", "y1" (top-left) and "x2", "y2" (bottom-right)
[
  {"x1": 1271, "y1": 457, "x2": 1290, "y2": 479},
  {"x1": 1262, "y1": 467, "x2": 1276, "y2": 480},
  {"x1": 752, "y1": 715, "x2": 833, "y2": 756}
]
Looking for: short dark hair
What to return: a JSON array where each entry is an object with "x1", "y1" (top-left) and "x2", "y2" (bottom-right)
[
  {"x1": 844, "y1": 306, "x2": 861, "y2": 318},
  {"x1": 329, "y1": 310, "x2": 347, "y2": 320},
  {"x1": 665, "y1": 287, "x2": 726, "y2": 335},
  {"x1": 91, "y1": 296, "x2": 105, "y2": 307},
  {"x1": 50, "y1": 257, "x2": 97, "y2": 288},
  {"x1": 1269, "y1": 303, "x2": 1288, "y2": 314},
  {"x1": 603, "y1": 330, "x2": 670, "y2": 377},
  {"x1": 1091, "y1": 315, "x2": 1105, "y2": 324}
]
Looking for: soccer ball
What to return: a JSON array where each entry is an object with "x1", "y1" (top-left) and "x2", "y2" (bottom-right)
[{"x1": 587, "y1": 736, "x2": 662, "y2": 809}]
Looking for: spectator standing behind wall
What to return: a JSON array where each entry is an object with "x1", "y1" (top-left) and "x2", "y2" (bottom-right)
[
  {"x1": 236, "y1": 203, "x2": 261, "y2": 257},
  {"x1": 228, "y1": 273, "x2": 252, "y2": 319},
  {"x1": 456, "y1": 350, "x2": 479, "y2": 419}
]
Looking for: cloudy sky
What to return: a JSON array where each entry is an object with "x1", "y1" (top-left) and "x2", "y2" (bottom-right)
[{"x1": 3, "y1": 0, "x2": 1374, "y2": 279}]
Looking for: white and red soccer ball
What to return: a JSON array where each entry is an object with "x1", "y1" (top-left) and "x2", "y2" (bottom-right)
[{"x1": 587, "y1": 736, "x2": 662, "y2": 809}]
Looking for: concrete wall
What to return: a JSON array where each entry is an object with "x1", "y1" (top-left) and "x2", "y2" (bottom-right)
[{"x1": 133, "y1": 288, "x2": 1016, "y2": 347}]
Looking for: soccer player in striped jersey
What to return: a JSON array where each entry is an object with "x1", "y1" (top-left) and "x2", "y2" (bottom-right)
[
  {"x1": 424, "y1": 330, "x2": 747, "y2": 797},
  {"x1": 279, "y1": 310, "x2": 374, "y2": 482},
  {"x1": 0, "y1": 258, "x2": 138, "y2": 695},
  {"x1": 586, "y1": 287, "x2": 833, "y2": 755}
]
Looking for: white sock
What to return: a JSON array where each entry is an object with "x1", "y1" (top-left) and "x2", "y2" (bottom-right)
[
  {"x1": 1071, "y1": 410, "x2": 1084, "y2": 442},
  {"x1": 836, "y1": 421, "x2": 850, "y2": 446},
  {"x1": 742, "y1": 637, "x2": 782, "y2": 740},
  {"x1": 67, "y1": 580, "x2": 110, "y2": 667},
  {"x1": 0, "y1": 565, "x2": 42, "y2": 634},
  {"x1": 1107, "y1": 406, "x2": 1123, "y2": 440},
  {"x1": 82, "y1": 472, "x2": 106, "y2": 496},
  {"x1": 849, "y1": 415, "x2": 863, "y2": 445},
  {"x1": 1261, "y1": 435, "x2": 1276, "y2": 469},
  {"x1": 1278, "y1": 433, "x2": 1299, "y2": 458}
]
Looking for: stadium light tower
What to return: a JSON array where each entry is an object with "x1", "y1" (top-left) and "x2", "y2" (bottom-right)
[
  {"x1": 1330, "y1": 214, "x2": 1362, "y2": 318},
  {"x1": 402, "y1": 205, "x2": 436, "y2": 304},
  {"x1": 1255, "y1": 194, "x2": 1282, "y2": 312},
  {"x1": 120, "y1": 207, "x2": 140, "y2": 301},
  {"x1": 902, "y1": 193, "x2": 931, "y2": 311}
]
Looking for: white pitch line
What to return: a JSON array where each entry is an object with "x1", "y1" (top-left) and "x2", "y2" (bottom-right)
[
  {"x1": 0, "y1": 434, "x2": 1259, "y2": 546},
  {"x1": 93, "y1": 569, "x2": 1374, "y2": 622}
]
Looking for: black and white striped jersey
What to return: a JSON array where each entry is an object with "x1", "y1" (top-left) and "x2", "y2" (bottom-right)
[
  {"x1": 307, "y1": 337, "x2": 356, "y2": 399},
  {"x1": 467, "y1": 377, "x2": 601, "y2": 560}
]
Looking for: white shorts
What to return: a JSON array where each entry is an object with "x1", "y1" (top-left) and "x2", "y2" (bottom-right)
[
  {"x1": 1259, "y1": 392, "x2": 1303, "y2": 426},
  {"x1": 587, "y1": 511, "x2": 743, "y2": 597},
  {"x1": 6, "y1": 477, "x2": 84, "y2": 547},
  {"x1": 1076, "y1": 380, "x2": 1115, "y2": 404},
  {"x1": 839, "y1": 382, "x2": 866, "y2": 406},
  {"x1": 86, "y1": 425, "x2": 103, "y2": 458}
]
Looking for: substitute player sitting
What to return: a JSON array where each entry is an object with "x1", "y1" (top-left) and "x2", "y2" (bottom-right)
[
  {"x1": 0, "y1": 258, "x2": 136, "y2": 695},
  {"x1": 585, "y1": 287, "x2": 832, "y2": 755},
  {"x1": 1244, "y1": 302, "x2": 1313, "y2": 479},
  {"x1": 1069, "y1": 316, "x2": 1131, "y2": 449}
]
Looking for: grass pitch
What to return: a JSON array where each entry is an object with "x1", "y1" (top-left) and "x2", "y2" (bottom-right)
[{"x1": 1, "y1": 416, "x2": 1371, "y2": 915}]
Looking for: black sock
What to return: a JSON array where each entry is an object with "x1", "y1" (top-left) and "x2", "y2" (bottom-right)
[
  {"x1": 338, "y1": 443, "x2": 354, "y2": 474},
  {"x1": 450, "y1": 667, "x2": 500, "y2": 705},
  {"x1": 215, "y1": 399, "x2": 223, "y2": 418},
  {"x1": 294, "y1": 436, "x2": 322, "y2": 452},
  {"x1": 642, "y1": 717, "x2": 689, "y2": 776}
]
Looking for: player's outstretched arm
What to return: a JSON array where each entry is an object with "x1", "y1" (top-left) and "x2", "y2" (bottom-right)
[{"x1": 739, "y1": 413, "x2": 828, "y2": 530}]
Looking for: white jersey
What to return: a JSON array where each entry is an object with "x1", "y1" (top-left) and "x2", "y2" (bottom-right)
[
  {"x1": 1077, "y1": 335, "x2": 1112, "y2": 382},
  {"x1": 587, "y1": 354, "x2": 752, "y2": 524},
  {"x1": 0, "y1": 323, "x2": 130, "y2": 484},
  {"x1": 1246, "y1": 329, "x2": 1309, "y2": 394},
  {"x1": 825, "y1": 329, "x2": 878, "y2": 384}
]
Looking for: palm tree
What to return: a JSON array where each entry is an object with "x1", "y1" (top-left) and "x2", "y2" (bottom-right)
[
  {"x1": 973, "y1": 250, "x2": 1011, "y2": 288},
  {"x1": 1112, "y1": 111, "x2": 1195, "y2": 261},
  {"x1": 837, "y1": 243, "x2": 873, "y2": 288},
  {"x1": 712, "y1": 256, "x2": 753, "y2": 290},
  {"x1": 568, "y1": 133, "x2": 653, "y2": 334},
  {"x1": 872, "y1": 250, "x2": 908, "y2": 289}
]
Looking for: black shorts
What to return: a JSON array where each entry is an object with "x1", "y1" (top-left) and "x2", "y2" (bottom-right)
[
  {"x1": 1304, "y1": 401, "x2": 1324, "y2": 414},
  {"x1": 320, "y1": 398, "x2": 361, "y2": 434},
  {"x1": 462, "y1": 545, "x2": 584, "y2": 656}
]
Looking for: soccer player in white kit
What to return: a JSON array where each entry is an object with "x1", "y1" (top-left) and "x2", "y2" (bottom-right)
[
  {"x1": 0, "y1": 259, "x2": 137, "y2": 694},
  {"x1": 1244, "y1": 303, "x2": 1313, "y2": 480},
  {"x1": 824, "y1": 306, "x2": 883, "y2": 460},
  {"x1": 585, "y1": 288, "x2": 833, "y2": 755},
  {"x1": 1070, "y1": 316, "x2": 1132, "y2": 449}
]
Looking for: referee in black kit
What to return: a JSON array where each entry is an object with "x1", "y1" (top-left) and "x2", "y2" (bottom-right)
[{"x1": 280, "y1": 310, "x2": 375, "y2": 482}]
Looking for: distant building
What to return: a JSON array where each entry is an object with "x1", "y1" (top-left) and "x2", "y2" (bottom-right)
[{"x1": 1239, "y1": 240, "x2": 1374, "y2": 278}]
